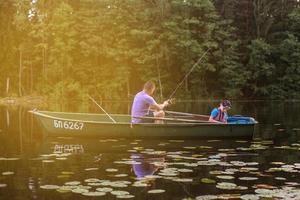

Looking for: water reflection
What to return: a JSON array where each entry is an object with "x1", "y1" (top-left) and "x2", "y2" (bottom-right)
[
  {"x1": 53, "y1": 144, "x2": 84, "y2": 154},
  {"x1": 131, "y1": 153, "x2": 165, "y2": 179},
  {"x1": 0, "y1": 101, "x2": 300, "y2": 199}
]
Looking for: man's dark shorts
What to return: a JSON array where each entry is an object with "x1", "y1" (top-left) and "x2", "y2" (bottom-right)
[{"x1": 141, "y1": 111, "x2": 155, "y2": 123}]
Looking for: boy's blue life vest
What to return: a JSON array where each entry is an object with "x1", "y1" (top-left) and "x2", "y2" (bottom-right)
[{"x1": 213, "y1": 108, "x2": 226, "y2": 122}]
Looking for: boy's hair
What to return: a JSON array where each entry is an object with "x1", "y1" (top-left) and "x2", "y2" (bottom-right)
[{"x1": 221, "y1": 100, "x2": 232, "y2": 108}]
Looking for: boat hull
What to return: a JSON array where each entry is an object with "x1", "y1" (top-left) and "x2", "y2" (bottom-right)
[{"x1": 31, "y1": 111, "x2": 257, "y2": 138}]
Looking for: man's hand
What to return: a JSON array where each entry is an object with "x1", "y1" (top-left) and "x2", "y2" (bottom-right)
[{"x1": 163, "y1": 100, "x2": 169, "y2": 107}]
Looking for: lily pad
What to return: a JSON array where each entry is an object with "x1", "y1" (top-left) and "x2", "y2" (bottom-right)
[
  {"x1": 106, "y1": 168, "x2": 118, "y2": 172},
  {"x1": 65, "y1": 181, "x2": 81, "y2": 186},
  {"x1": 132, "y1": 181, "x2": 149, "y2": 187},
  {"x1": 111, "y1": 190, "x2": 130, "y2": 196},
  {"x1": 116, "y1": 194, "x2": 135, "y2": 199},
  {"x1": 72, "y1": 188, "x2": 89, "y2": 194},
  {"x1": 82, "y1": 191, "x2": 106, "y2": 196},
  {"x1": 195, "y1": 195, "x2": 218, "y2": 200},
  {"x1": 148, "y1": 189, "x2": 165, "y2": 194},
  {"x1": 84, "y1": 178, "x2": 100, "y2": 183},
  {"x1": 114, "y1": 174, "x2": 128, "y2": 177},
  {"x1": 216, "y1": 175, "x2": 235, "y2": 180},
  {"x1": 216, "y1": 182, "x2": 237, "y2": 190},
  {"x1": 61, "y1": 171, "x2": 74, "y2": 175},
  {"x1": 239, "y1": 177, "x2": 258, "y2": 181},
  {"x1": 42, "y1": 160, "x2": 55, "y2": 163},
  {"x1": 85, "y1": 168, "x2": 98, "y2": 171},
  {"x1": 96, "y1": 187, "x2": 113, "y2": 192},
  {"x1": 240, "y1": 194, "x2": 259, "y2": 200},
  {"x1": 2, "y1": 171, "x2": 14, "y2": 176},
  {"x1": 40, "y1": 185, "x2": 60, "y2": 190},
  {"x1": 201, "y1": 178, "x2": 216, "y2": 184},
  {"x1": 178, "y1": 169, "x2": 193, "y2": 173}
]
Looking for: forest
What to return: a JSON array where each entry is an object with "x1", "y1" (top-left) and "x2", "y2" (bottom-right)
[{"x1": 0, "y1": 0, "x2": 299, "y2": 102}]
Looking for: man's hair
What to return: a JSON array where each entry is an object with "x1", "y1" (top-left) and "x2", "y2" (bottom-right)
[{"x1": 143, "y1": 80, "x2": 155, "y2": 92}]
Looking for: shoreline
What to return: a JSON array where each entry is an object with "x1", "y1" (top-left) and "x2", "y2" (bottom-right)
[
  {"x1": 0, "y1": 96, "x2": 299, "y2": 106},
  {"x1": 0, "y1": 96, "x2": 47, "y2": 106}
]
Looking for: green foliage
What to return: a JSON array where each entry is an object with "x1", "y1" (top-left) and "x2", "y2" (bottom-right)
[
  {"x1": 246, "y1": 39, "x2": 275, "y2": 97},
  {"x1": 46, "y1": 79, "x2": 87, "y2": 102},
  {"x1": 277, "y1": 34, "x2": 300, "y2": 98},
  {"x1": 0, "y1": 0, "x2": 300, "y2": 101}
]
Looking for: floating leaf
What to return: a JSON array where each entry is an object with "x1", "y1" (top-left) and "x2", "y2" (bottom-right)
[
  {"x1": 178, "y1": 169, "x2": 193, "y2": 173},
  {"x1": 5, "y1": 158, "x2": 20, "y2": 161},
  {"x1": 253, "y1": 184, "x2": 277, "y2": 189},
  {"x1": 72, "y1": 188, "x2": 89, "y2": 194},
  {"x1": 85, "y1": 168, "x2": 98, "y2": 171},
  {"x1": 132, "y1": 181, "x2": 149, "y2": 187},
  {"x1": 114, "y1": 174, "x2": 128, "y2": 177},
  {"x1": 148, "y1": 189, "x2": 165, "y2": 194},
  {"x1": 111, "y1": 190, "x2": 130, "y2": 196},
  {"x1": 106, "y1": 168, "x2": 118, "y2": 172},
  {"x1": 169, "y1": 140, "x2": 184, "y2": 143},
  {"x1": 88, "y1": 182, "x2": 103, "y2": 186},
  {"x1": 116, "y1": 194, "x2": 135, "y2": 199},
  {"x1": 57, "y1": 175, "x2": 70, "y2": 179},
  {"x1": 216, "y1": 182, "x2": 237, "y2": 190},
  {"x1": 2, "y1": 171, "x2": 14, "y2": 176},
  {"x1": 42, "y1": 160, "x2": 55, "y2": 163},
  {"x1": 56, "y1": 157, "x2": 67, "y2": 160},
  {"x1": 240, "y1": 194, "x2": 259, "y2": 200},
  {"x1": 183, "y1": 146, "x2": 197, "y2": 149},
  {"x1": 65, "y1": 181, "x2": 81, "y2": 186},
  {"x1": 96, "y1": 187, "x2": 113, "y2": 192},
  {"x1": 195, "y1": 195, "x2": 218, "y2": 200},
  {"x1": 84, "y1": 178, "x2": 100, "y2": 183},
  {"x1": 239, "y1": 177, "x2": 258, "y2": 181},
  {"x1": 82, "y1": 191, "x2": 106, "y2": 196},
  {"x1": 61, "y1": 171, "x2": 74, "y2": 175},
  {"x1": 275, "y1": 177, "x2": 286, "y2": 181},
  {"x1": 40, "y1": 185, "x2": 60, "y2": 190},
  {"x1": 216, "y1": 175, "x2": 235, "y2": 180},
  {"x1": 201, "y1": 178, "x2": 216, "y2": 184}
]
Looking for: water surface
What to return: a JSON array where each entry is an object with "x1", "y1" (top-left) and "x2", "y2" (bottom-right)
[{"x1": 0, "y1": 101, "x2": 300, "y2": 200}]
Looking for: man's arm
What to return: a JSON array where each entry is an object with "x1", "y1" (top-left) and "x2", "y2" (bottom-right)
[{"x1": 150, "y1": 100, "x2": 169, "y2": 111}]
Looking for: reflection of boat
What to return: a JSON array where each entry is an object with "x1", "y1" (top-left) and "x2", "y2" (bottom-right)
[
  {"x1": 131, "y1": 154, "x2": 165, "y2": 178},
  {"x1": 53, "y1": 144, "x2": 84, "y2": 154},
  {"x1": 30, "y1": 110, "x2": 257, "y2": 138}
]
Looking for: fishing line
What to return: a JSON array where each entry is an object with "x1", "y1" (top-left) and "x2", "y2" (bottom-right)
[{"x1": 168, "y1": 48, "x2": 210, "y2": 99}]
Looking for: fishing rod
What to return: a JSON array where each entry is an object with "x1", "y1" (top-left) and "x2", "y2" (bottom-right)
[
  {"x1": 168, "y1": 48, "x2": 211, "y2": 99},
  {"x1": 88, "y1": 94, "x2": 117, "y2": 123}
]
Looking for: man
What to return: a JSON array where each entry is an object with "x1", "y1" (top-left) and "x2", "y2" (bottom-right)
[
  {"x1": 209, "y1": 100, "x2": 232, "y2": 123},
  {"x1": 131, "y1": 81, "x2": 169, "y2": 124}
]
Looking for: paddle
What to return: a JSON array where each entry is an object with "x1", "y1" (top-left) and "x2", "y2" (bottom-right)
[{"x1": 88, "y1": 95, "x2": 117, "y2": 123}]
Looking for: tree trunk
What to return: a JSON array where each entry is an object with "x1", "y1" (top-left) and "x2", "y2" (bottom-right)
[
  {"x1": 19, "y1": 50, "x2": 23, "y2": 97},
  {"x1": 30, "y1": 61, "x2": 33, "y2": 94},
  {"x1": 6, "y1": 77, "x2": 10, "y2": 95}
]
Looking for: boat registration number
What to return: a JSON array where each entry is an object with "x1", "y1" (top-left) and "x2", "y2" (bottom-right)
[{"x1": 53, "y1": 120, "x2": 84, "y2": 130}]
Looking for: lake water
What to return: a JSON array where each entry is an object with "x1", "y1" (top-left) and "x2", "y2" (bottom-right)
[{"x1": 0, "y1": 101, "x2": 300, "y2": 200}]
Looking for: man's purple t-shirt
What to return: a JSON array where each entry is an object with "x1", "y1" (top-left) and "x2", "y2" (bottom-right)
[{"x1": 131, "y1": 91, "x2": 157, "y2": 123}]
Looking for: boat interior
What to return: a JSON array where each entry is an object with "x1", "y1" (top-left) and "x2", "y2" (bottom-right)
[{"x1": 35, "y1": 110, "x2": 256, "y2": 124}]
